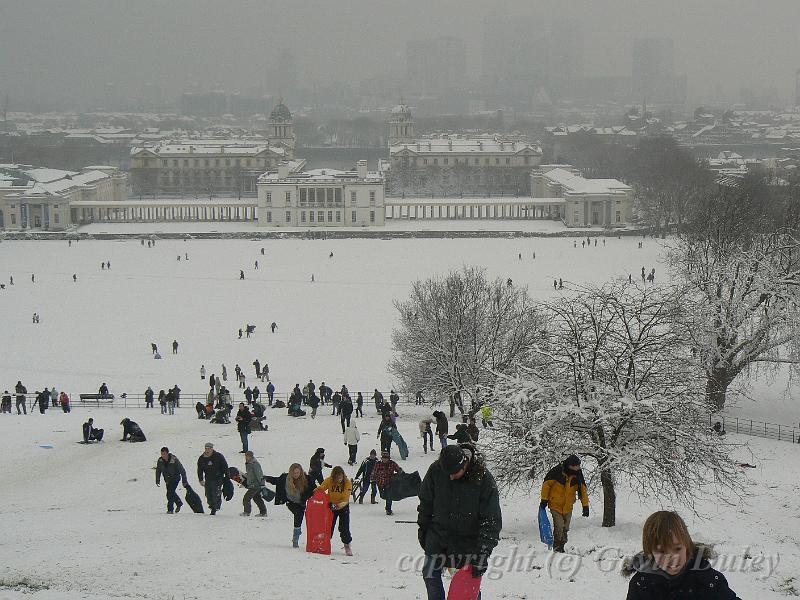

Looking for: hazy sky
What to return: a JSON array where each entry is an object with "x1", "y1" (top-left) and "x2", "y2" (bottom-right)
[{"x1": 1, "y1": 0, "x2": 798, "y2": 107}]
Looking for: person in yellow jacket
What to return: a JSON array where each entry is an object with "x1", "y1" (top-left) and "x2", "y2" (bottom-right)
[
  {"x1": 316, "y1": 465, "x2": 353, "y2": 555},
  {"x1": 539, "y1": 454, "x2": 589, "y2": 552}
]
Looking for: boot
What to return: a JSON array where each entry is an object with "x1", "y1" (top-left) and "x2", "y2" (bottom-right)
[
  {"x1": 370, "y1": 493, "x2": 377, "y2": 505},
  {"x1": 344, "y1": 543, "x2": 353, "y2": 556},
  {"x1": 292, "y1": 527, "x2": 302, "y2": 548}
]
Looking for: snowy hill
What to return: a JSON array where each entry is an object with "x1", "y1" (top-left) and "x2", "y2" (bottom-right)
[{"x1": 0, "y1": 237, "x2": 797, "y2": 599}]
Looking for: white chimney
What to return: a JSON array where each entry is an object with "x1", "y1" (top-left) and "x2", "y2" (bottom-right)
[
  {"x1": 277, "y1": 162, "x2": 289, "y2": 179},
  {"x1": 356, "y1": 160, "x2": 368, "y2": 179}
]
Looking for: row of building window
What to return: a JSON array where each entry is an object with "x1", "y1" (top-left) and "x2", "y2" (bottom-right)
[
  {"x1": 264, "y1": 190, "x2": 377, "y2": 206},
  {"x1": 398, "y1": 156, "x2": 531, "y2": 167},
  {"x1": 139, "y1": 158, "x2": 277, "y2": 168}
]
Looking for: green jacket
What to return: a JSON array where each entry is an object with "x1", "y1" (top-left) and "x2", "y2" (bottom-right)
[{"x1": 417, "y1": 444, "x2": 502, "y2": 558}]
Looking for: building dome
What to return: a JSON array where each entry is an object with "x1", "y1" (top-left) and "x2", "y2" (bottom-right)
[
  {"x1": 391, "y1": 104, "x2": 412, "y2": 120},
  {"x1": 270, "y1": 102, "x2": 292, "y2": 122}
]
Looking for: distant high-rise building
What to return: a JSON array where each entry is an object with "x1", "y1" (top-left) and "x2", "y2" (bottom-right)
[
  {"x1": 795, "y1": 68, "x2": 800, "y2": 107},
  {"x1": 275, "y1": 49, "x2": 297, "y2": 98},
  {"x1": 406, "y1": 37, "x2": 467, "y2": 95},
  {"x1": 632, "y1": 37, "x2": 686, "y2": 105}
]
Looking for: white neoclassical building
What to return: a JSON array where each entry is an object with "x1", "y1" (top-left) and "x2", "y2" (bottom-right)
[
  {"x1": 531, "y1": 165, "x2": 633, "y2": 227},
  {"x1": 257, "y1": 161, "x2": 385, "y2": 228},
  {"x1": 0, "y1": 165, "x2": 127, "y2": 231}
]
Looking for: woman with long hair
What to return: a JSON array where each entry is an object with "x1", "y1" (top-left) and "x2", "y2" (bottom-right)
[{"x1": 264, "y1": 463, "x2": 315, "y2": 547}]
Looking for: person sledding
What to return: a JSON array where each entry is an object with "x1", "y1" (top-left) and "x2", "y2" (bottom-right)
[
  {"x1": 315, "y1": 466, "x2": 353, "y2": 556},
  {"x1": 418, "y1": 443, "x2": 502, "y2": 599},
  {"x1": 539, "y1": 454, "x2": 589, "y2": 553}
]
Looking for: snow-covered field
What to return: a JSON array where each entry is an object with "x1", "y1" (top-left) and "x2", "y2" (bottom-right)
[{"x1": 0, "y1": 237, "x2": 798, "y2": 599}]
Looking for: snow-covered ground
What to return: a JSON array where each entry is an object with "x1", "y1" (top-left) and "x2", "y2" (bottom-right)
[{"x1": 0, "y1": 237, "x2": 798, "y2": 599}]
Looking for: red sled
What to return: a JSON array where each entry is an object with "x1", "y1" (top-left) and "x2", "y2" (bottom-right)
[
  {"x1": 447, "y1": 566, "x2": 482, "y2": 600},
  {"x1": 305, "y1": 490, "x2": 333, "y2": 555}
]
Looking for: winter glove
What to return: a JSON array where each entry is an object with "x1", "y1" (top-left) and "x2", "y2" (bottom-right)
[
  {"x1": 582, "y1": 506, "x2": 589, "y2": 518},
  {"x1": 539, "y1": 500, "x2": 548, "y2": 510},
  {"x1": 418, "y1": 528, "x2": 427, "y2": 550},
  {"x1": 471, "y1": 551, "x2": 489, "y2": 578}
]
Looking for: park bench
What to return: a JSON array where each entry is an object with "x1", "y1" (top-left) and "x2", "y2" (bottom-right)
[{"x1": 79, "y1": 394, "x2": 115, "y2": 404}]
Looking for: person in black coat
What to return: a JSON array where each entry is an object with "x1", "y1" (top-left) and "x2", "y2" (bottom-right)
[
  {"x1": 377, "y1": 414, "x2": 395, "y2": 453},
  {"x1": 355, "y1": 392, "x2": 364, "y2": 418},
  {"x1": 155, "y1": 447, "x2": 188, "y2": 513},
  {"x1": 264, "y1": 463, "x2": 316, "y2": 547},
  {"x1": 623, "y1": 511, "x2": 741, "y2": 600},
  {"x1": 244, "y1": 387, "x2": 253, "y2": 404},
  {"x1": 447, "y1": 423, "x2": 471, "y2": 444},
  {"x1": 308, "y1": 447, "x2": 332, "y2": 486},
  {"x1": 99, "y1": 383, "x2": 109, "y2": 397},
  {"x1": 82, "y1": 418, "x2": 103, "y2": 443},
  {"x1": 236, "y1": 403, "x2": 252, "y2": 452},
  {"x1": 433, "y1": 411, "x2": 449, "y2": 449},
  {"x1": 418, "y1": 443, "x2": 502, "y2": 599},
  {"x1": 144, "y1": 386, "x2": 154, "y2": 408},
  {"x1": 120, "y1": 418, "x2": 146, "y2": 442},
  {"x1": 197, "y1": 443, "x2": 229, "y2": 515},
  {"x1": 339, "y1": 395, "x2": 354, "y2": 433}
]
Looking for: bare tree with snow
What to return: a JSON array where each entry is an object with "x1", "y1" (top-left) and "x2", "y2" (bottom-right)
[
  {"x1": 486, "y1": 282, "x2": 745, "y2": 527},
  {"x1": 672, "y1": 228, "x2": 800, "y2": 411},
  {"x1": 389, "y1": 265, "x2": 544, "y2": 414}
]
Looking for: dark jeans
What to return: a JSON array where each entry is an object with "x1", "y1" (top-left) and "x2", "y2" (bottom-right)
[
  {"x1": 267, "y1": 392, "x2": 273, "y2": 406},
  {"x1": 165, "y1": 478, "x2": 183, "y2": 512},
  {"x1": 288, "y1": 501, "x2": 306, "y2": 528},
  {"x1": 348, "y1": 444, "x2": 358, "y2": 464},
  {"x1": 358, "y1": 481, "x2": 377, "y2": 502},
  {"x1": 243, "y1": 488, "x2": 266, "y2": 515},
  {"x1": 331, "y1": 505, "x2": 352, "y2": 544},
  {"x1": 355, "y1": 405, "x2": 363, "y2": 417},
  {"x1": 239, "y1": 430, "x2": 249, "y2": 452},
  {"x1": 204, "y1": 479, "x2": 223, "y2": 511},
  {"x1": 422, "y1": 428, "x2": 434, "y2": 452},
  {"x1": 16, "y1": 399, "x2": 26, "y2": 414},
  {"x1": 379, "y1": 486, "x2": 392, "y2": 512},
  {"x1": 340, "y1": 413, "x2": 351, "y2": 432},
  {"x1": 380, "y1": 434, "x2": 393, "y2": 453}
]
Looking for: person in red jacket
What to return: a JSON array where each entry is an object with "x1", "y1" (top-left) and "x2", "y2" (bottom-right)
[{"x1": 371, "y1": 451, "x2": 402, "y2": 515}]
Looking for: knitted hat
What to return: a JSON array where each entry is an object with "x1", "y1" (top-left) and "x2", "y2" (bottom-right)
[
  {"x1": 440, "y1": 445, "x2": 468, "y2": 475},
  {"x1": 204, "y1": 442, "x2": 214, "y2": 449},
  {"x1": 564, "y1": 454, "x2": 581, "y2": 467}
]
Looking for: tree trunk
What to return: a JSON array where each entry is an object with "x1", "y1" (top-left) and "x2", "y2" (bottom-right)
[
  {"x1": 705, "y1": 368, "x2": 733, "y2": 412},
  {"x1": 601, "y1": 467, "x2": 616, "y2": 527}
]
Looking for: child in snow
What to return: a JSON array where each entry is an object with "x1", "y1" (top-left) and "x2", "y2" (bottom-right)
[
  {"x1": 315, "y1": 466, "x2": 353, "y2": 556},
  {"x1": 623, "y1": 511, "x2": 741, "y2": 599}
]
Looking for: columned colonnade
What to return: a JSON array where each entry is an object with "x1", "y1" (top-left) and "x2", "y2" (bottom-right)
[
  {"x1": 384, "y1": 198, "x2": 566, "y2": 220},
  {"x1": 69, "y1": 200, "x2": 258, "y2": 224}
]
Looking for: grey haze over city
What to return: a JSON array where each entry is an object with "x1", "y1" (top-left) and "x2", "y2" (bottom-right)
[{"x1": 1, "y1": 0, "x2": 799, "y2": 110}]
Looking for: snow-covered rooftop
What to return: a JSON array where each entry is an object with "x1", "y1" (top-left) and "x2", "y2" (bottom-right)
[
  {"x1": 390, "y1": 137, "x2": 541, "y2": 154},
  {"x1": 541, "y1": 167, "x2": 631, "y2": 195},
  {"x1": 258, "y1": 167, "x2": 383, "y2": 184}
]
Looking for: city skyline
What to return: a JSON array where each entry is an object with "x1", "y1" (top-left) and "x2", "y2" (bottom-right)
[{"x1": 1, "y1": 0, "x2": 799, "y2": 110}]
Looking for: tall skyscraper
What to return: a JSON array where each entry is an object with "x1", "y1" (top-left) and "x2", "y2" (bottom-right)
[
  {"x1": 795, "y1": 68, "x2": 800, "y2": 107},
  {"x1": 276, "y1": 49, "x2": 297, "y2": 97},
  {"x1": 632, "y1": 37, "x2": 685, "y2": 105},
  {"x1": 406, "y1": 37, "x2": 467, "y2": 95}
]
